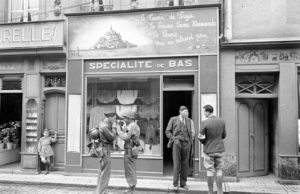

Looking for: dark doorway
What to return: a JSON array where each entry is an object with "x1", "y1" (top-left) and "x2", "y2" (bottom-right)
[
  {"x1": 163, "y1": 91, "x2": 192, "y2": 176},
  {"x1": 0, "y1": 93, "x2": 22, "y2": 167},
  {"x1": 0, "y1": 93, "x2": 22, "y2": 123}
]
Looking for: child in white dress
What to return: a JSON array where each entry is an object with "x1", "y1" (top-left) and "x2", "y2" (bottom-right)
[{"x1": 38, "y1": 129, "x2": 57, "y2": 174}]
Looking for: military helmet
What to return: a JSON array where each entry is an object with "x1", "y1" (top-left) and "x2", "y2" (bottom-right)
[{"x1": 89, "y1": 128, "x2": 99, "y2": 140}]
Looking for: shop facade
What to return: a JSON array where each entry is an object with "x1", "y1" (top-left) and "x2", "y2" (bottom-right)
[
  {"x1": 0, "y1": 20, "x2": 66, "y2": 171},
  {"x1": 221, "y1": 0, "x2": 300, "y2": 179},
  {"x1": 65, "y1": 5, "x2": 221, "y2": 177}
]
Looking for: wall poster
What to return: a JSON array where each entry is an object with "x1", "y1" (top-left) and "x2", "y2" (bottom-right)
[
  {"x1": 200, "y1": 93, "x2": 217, "y2": 169},
  {"x1": 67, "y1": 95, "x2": 81, "y2": 153}
]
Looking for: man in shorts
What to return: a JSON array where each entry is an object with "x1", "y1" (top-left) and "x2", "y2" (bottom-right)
[{"x1": 198, "y1": 104, "x2": 226, "y2": 194}]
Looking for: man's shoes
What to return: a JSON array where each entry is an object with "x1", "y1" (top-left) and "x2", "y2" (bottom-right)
[
  {"x1": 123, "y1": 190, "x2": 133, "y2": 194},
  {"x1": 123, "y1": 186, "x2": 135, "y2": 194},
  {"x1": 172, "y1": 185, "x2": 179, "y2": 190},
  {"x1": 180, "y1": 185, "x2": 189, "y2": 190}
]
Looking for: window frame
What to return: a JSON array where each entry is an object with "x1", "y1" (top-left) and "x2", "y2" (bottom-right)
[
  {"x1": 8, "y1": 0, "x2": 39, "y2": 23},
  {"x1": 84, "y1": 74, "x2": 162, "y2": 158}
]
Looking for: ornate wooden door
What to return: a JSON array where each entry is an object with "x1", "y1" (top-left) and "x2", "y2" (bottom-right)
[
  {"x1": 45, "y1": 92, "x2": 65, "y2": 170},
  {"x1": 236, "y1": 99, "x2": 269, "y2": 177}
]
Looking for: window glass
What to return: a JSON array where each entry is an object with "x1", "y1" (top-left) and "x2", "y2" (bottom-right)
[
  {"x1": 85, "y1": 76, "x2": 161, "y2": 156},
  {"x1": 10, "y1": 0, "x2": 39, "y2": 22}
]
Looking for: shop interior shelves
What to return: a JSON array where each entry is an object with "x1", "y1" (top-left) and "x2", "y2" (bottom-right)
[{"x1": 25, "y1": 99, "x2": 39, "y2": 154}]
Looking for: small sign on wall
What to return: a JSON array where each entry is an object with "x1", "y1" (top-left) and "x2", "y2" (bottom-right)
[
  {"x1": 201, "y1": 93, "x2": 217, "y2": 121},
  {"x1": 199, "y1": 93, "x2": 217, "y2": 170},
  {"x1": 67, "y1": 95, "x2": 81, "y2": 153}
]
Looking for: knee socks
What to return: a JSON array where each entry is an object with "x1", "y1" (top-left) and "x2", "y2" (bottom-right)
[
  {"x1": 207, "y1": 176, "x2": 214, "y2": 194},
  {"x1": 216, "y1": 176, "x2": 223, "y2": 194}
]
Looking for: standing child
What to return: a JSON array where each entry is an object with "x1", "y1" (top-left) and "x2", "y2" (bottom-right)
[{"x1": 38, "y1": 129, "x2": 57, "y2": 175}]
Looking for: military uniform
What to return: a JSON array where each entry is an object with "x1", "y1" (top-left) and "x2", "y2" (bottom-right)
[
  {"x1": 117, "y1": 121, "x2": 140, "y2": 193},
  {"x1": 95, "y1": 119, "x2": 117, "y2": 194}
]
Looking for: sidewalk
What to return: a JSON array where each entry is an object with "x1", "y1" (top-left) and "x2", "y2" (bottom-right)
[{"x1": 0, "y1": 170, "x2": 299, "y2": 194}]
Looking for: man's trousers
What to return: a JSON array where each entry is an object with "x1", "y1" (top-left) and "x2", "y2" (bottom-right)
[
  {"x1": 172, "y1": 140, "x2": 191, "y2": 187},
  {"x1": 124, "y1": 148, "x2": 137, "y2": 188},
  {"x1": 96, "y1": 146, "x2": 111, "y2": 194}
]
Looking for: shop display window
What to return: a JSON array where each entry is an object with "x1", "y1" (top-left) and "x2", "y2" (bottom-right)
[
  {"x1": 85, "y1": 76, "x2": 161, "y2": 156},
  {"x1": 0, "y1": 94, "x2": 22, "y2": 152}
]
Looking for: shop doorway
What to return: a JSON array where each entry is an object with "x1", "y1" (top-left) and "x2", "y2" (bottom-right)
[
  {"x1": 44, "y1": 92, "x2": 65, "y2": 171},
  {"x1": 236, "y1": 99, "x2": 270, "y2": 177},
  {"x1": 163, "y1": 91, "x2": 192, "y2": 176},
  {"x1": 0, "y1": 93, "x2": 22, "y2": 167}
]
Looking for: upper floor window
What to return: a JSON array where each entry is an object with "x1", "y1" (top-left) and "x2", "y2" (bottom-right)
[{"x1": 9, "y1": 0, "x2": 39, "y2": 22}]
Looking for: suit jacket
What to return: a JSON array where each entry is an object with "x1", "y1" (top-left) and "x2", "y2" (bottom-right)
[
  {"x1": 165, "y1": 116, "x2": 195, "y2": 148},
  {"x1": 200, "y1": 116, "x2": 226, "y2": 154}
]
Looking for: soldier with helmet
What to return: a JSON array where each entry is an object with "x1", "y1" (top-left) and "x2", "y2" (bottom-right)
[
  {"x1": 89, "y1": 110, "x2": 117, "y2": 194},
  {"x1": 116, "y1": 109, "x2": 140, "y2": 194}
]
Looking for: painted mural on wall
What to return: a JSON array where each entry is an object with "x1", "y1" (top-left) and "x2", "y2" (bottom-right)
[
  {"x1": 68, "y1": 8, "x2": 218, "y2": 58},
  {"x1": 236, "y1": 49, "x2": 300, "y2": 64}
]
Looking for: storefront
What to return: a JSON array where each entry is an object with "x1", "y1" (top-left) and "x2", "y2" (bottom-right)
[
  {"x1": 0, "y1": 20, "x2": 66, "y2": 170},
  {"x1": 220, "y1": 48, "x2": 300, "y2": 178},
  {"x1": 65, "y1": 5, "x2": 220, "y2": 177},
  {"x1": 220, "y1": 0, "x2": 300, "y2": 179}
]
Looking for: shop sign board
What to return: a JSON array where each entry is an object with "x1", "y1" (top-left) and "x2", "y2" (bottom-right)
[
  {"x1": 68, "y1": 7, "x2": 218, "y2": 58},
  {"x1": 236, "y1": 49, "x2": 300, "y2": 64},
  {"x1": 0, "y1": 62, "x2": 23, "y2": 71},
  {"x1": 84, "y1": 57, "x2": 198, "y2": 73},
  {"x1": 0, "y1": 21, "x2": 64, "y2": 49}
]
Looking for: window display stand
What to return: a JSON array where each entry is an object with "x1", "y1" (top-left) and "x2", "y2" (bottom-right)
[{"x1": 21, "y1": 99, "x2": 39, "y2": 169}]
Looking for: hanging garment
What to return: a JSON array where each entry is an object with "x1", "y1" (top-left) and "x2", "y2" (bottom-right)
[
  {"x1": 97, "y1": 90, "x2": 117, "y2": 104},
  {"x1": 145, "y1": 119, "x2": 160, "y2": 145},
  {"x1": 139, "y1": 87, "x2": 159, "y2": 105},
  {"x1": 117, "y1": 90, "x2": 138, "y2": 105},
  {"x1": 89, "y1": 106, "x2": 115, "y2": 130},
  {"x1": 138, "y1": 105, "x2": 159, "y2": 120},
  {"x1": 116, "y1": 105, "x2": 137, "y2": 119},
  {"x1": 137, "y1": 118, "x2": 148, "y2": 140}
]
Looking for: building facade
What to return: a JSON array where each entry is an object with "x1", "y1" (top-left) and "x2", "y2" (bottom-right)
[
  {"x1": 65, "y1": 4, "x2": 220, "y2": 177},
  {"x1": 1, "y1": 0, "x2": 299, "y2": 180},
  {"x1": 221, "y1": 0, "x2": 300, "y2": 179}
]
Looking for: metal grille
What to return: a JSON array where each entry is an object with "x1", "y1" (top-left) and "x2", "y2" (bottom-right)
[
  {"x1": 1, "y1": 78, "x2": 22, "y2": 90},
  {"x1": 236, "y1": 74, "x2": 277, "y2": 95},
  {"x1": 45, "y1": 75, "x2": 66, "y2": 87}
]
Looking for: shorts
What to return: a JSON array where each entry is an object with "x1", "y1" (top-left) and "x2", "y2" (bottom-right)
[{"x1": 203, "y1": 152, "x2": 224, "y2": 172}]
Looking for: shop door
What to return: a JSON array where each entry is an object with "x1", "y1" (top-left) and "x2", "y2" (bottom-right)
[
  {"x1": 236, "y1": 99, "x2": 269, "y2": 177},
  {"x1": 45, "y1": 92, "x2": 65, "y2": 170},
  {"x1": 163, "y1": 91, "x2": 193, "y2": 176}
]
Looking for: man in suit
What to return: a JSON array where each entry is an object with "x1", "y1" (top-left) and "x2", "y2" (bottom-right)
[
  {"x1": 165, "y1": 106, "x2": 195, "y2": 190},
  {"x1": 198, "y1": 104, "x2": 226, "y2": 194}
]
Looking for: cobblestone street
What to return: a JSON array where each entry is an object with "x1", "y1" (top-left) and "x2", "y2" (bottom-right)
[{"x1": 0, "y1": 183, "x2": 168, "y2": 194}]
